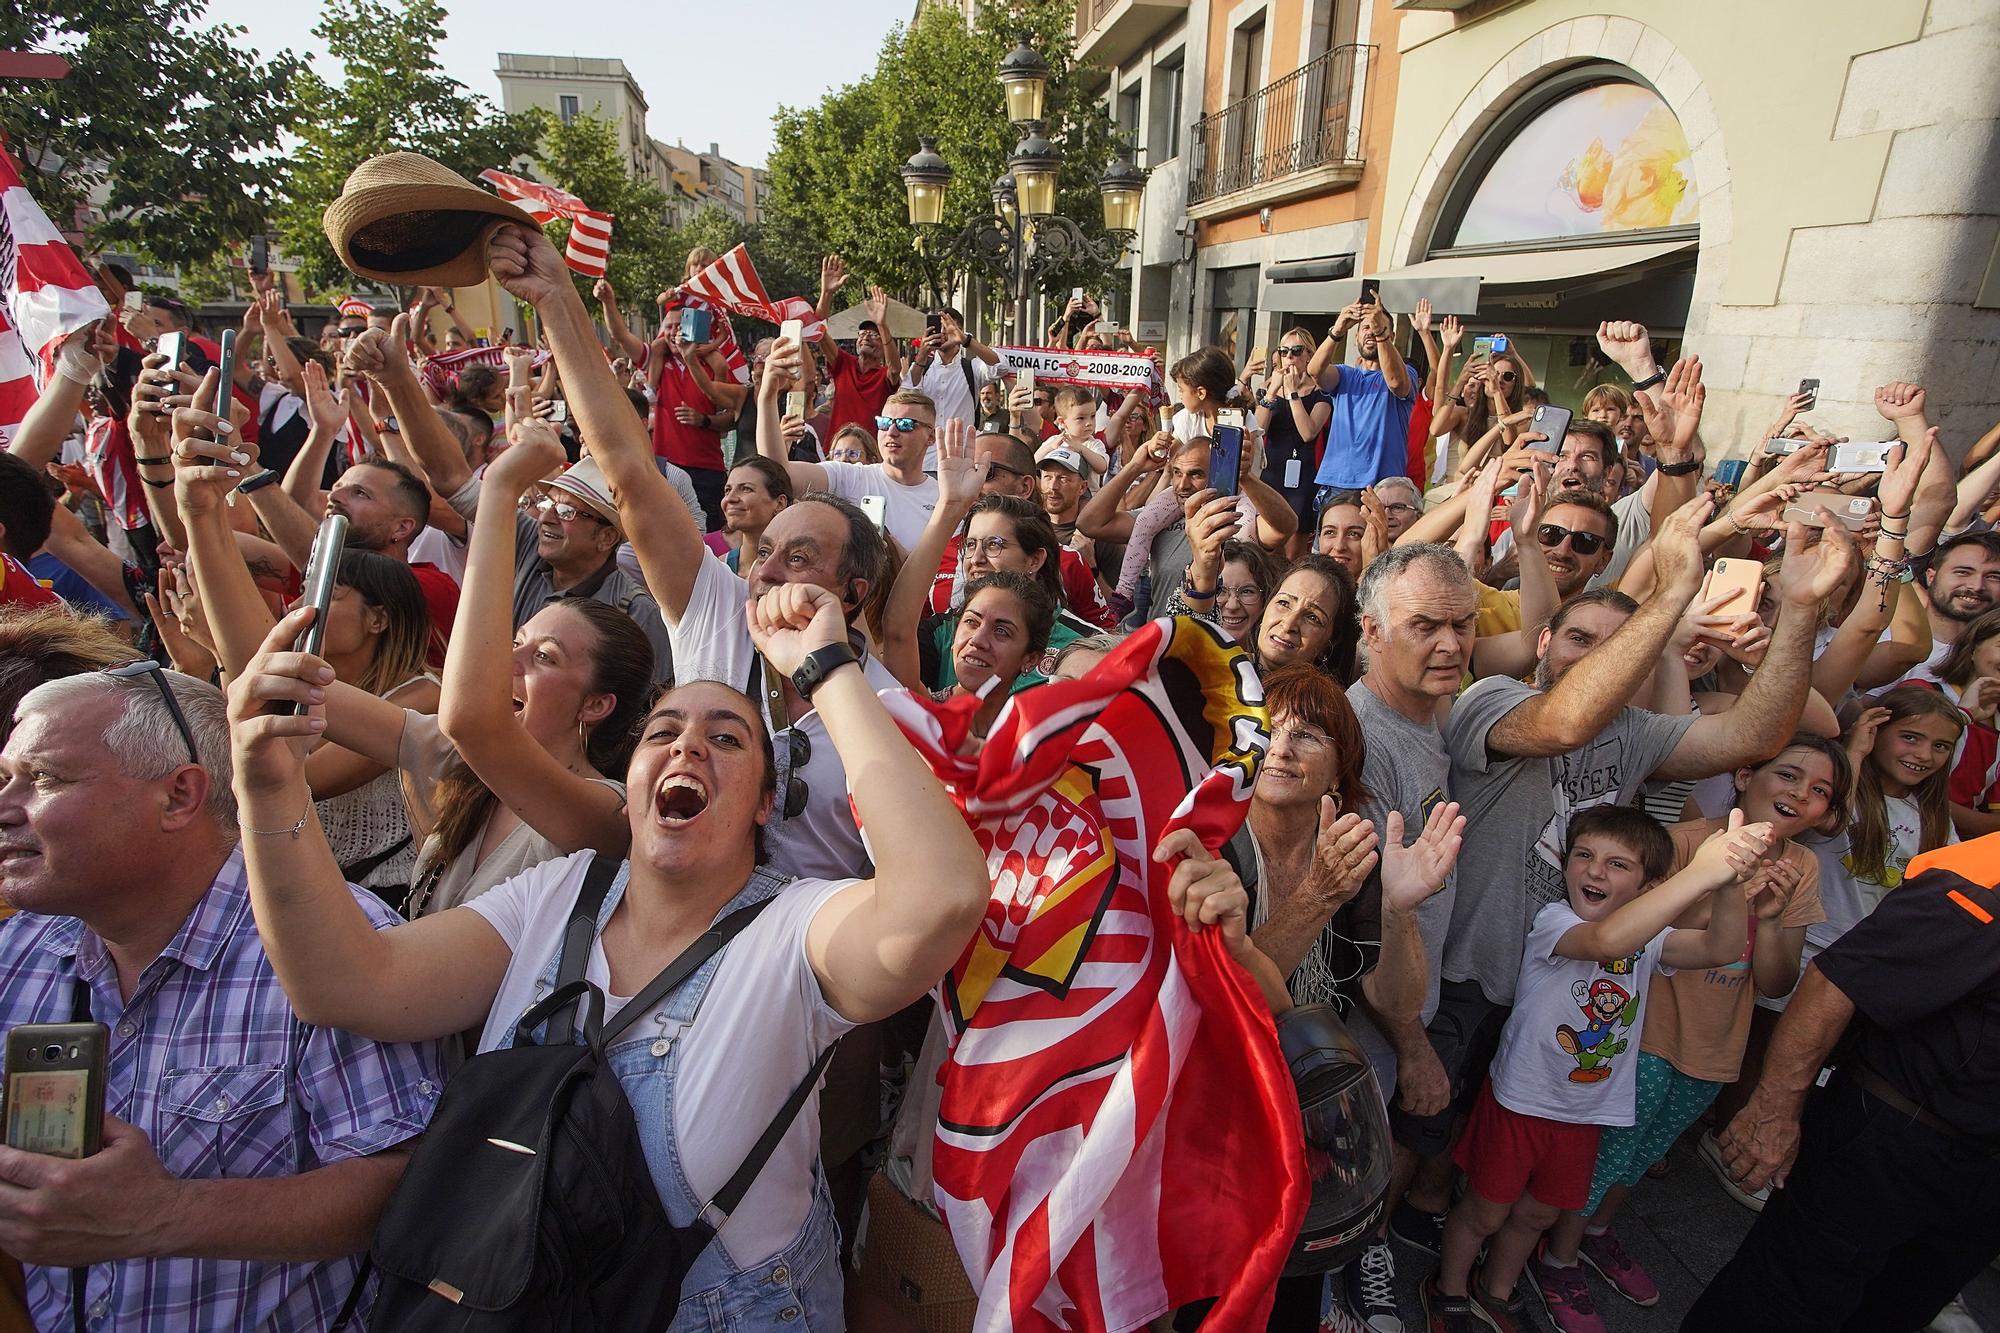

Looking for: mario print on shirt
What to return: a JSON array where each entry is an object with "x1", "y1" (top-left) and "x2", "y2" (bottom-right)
[{"x1": 1555, "y1": 975, "x2": 1638, "y2": 1083}]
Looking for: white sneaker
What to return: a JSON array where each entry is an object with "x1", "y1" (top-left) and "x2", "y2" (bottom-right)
[{"x1": 1697, "y1": 1130, "x2": 1769, "y2": 1212}]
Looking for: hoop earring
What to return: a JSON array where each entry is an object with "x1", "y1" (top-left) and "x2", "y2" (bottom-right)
[{"x1": 577, "y1": 714, "x2": 588, "y2": 756}]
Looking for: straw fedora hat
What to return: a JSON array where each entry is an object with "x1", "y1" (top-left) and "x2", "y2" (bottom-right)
[{"x1": 323, "y1": 152, "x2": 531, "y2": 288}]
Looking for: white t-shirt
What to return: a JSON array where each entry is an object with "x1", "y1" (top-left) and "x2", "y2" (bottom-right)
[
  {"x1": 670, "y1": 549, "x2": 900, "y2": 881},
  {"x1": 905, "y1": 350, "x2": 1000, "y2": 468},
  {"x1": 814, "y1": 461, "x2": 940, "y2": 552},
  {"x1": 1489, "y1": 900, "x2": 1668, "y2": 1127},
  {"x1": 464, "y1": 852, "x2": 855, "y2": 1268}
]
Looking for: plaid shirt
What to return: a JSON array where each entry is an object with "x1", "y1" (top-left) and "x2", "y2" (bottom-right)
[{"x1": 0, "y1": 847, "x2": 444, "y2": 1331}]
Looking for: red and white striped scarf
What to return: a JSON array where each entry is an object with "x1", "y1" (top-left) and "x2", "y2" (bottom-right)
[
  {"x1": 478, "y1": 169, "x2": 615, "y2": 278},
  {"x1": 681, "y1": 244, "x2": 822, "y2": 342}
]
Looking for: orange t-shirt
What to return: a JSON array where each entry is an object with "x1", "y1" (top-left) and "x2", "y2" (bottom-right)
[{"x1": 1638, "y1": 817, "x2": 1825, "y2": 1083}]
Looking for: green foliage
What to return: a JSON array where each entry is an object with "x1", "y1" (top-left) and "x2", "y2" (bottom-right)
[
  {"x1": 763, "y1": 0, "x2": 1122, "y2": 329},
  {"x1": 169, "y1": 251, "x2": 247, "y2": 307},
  {"x1": 0, "y1": 0, "x2": 303, "y2": 266},
  {"x1": 530, "y1": 109, "x2": 681, "y2": 308},
  {"x1": 273, "y1": 0, "x2": 541, "y2": 293}
]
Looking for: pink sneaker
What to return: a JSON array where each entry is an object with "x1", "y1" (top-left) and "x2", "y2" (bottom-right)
[
  {"x1": 1578, "y1": 1227, "x2": 1660, "y2": 1306},
  {"x1": 1528, "y1": 1240, "x2": 1606, "y2": 1333}
]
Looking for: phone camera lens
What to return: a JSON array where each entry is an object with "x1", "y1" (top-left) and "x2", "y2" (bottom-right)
[{"x1": 40, "y1": 1044, "x2": 62, "y2": 1062}]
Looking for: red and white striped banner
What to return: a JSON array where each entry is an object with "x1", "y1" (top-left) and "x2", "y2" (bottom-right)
[
  {"x1": 681, "y1": 244, "x2": 822, "y2": 342},
  {"x1": 479, "y1": 168, "x2": 615, "y2": 279},
  {"x1": 0, "y1": 140, "x2": 111, "y2": 440}
]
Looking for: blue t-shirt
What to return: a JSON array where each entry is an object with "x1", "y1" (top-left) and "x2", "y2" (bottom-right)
[
  {"x1": 1315, "y1": 366, "x2": 1414, "y2": 489},
  {"x1": 26, "y1": 551, "x2": 127, "y2": 620}
]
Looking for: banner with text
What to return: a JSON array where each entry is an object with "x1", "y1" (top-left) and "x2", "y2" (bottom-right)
[{"x1": 992, "y1": 344, "x2": 1161, "y2": 396}]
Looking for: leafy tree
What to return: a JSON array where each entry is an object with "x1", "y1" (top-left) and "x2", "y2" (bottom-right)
[
  {"x1": 530, "y1": 109, "x2": 681, "y2": 309},
  {"x1": 0, "y1": 0, "x2": 303, "y2": 266},
  {"x1": 764, "y1": 0, "x2": 1123, "y2": 333},
  {"x1": 273, "y1": 0, "x2": 540, "y2": 293}
]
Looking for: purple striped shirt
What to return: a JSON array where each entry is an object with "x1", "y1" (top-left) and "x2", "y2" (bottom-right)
[{"x1": 0, "y1": 847, "x2": 443, "y2": 1331}]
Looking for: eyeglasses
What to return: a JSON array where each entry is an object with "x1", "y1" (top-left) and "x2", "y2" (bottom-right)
[
  {"x1": 875, "y1": 415, "x2": 931, "y2": 434},
  {"x1": 1279, "y1": 345, "x2": 1310, "y2": 357},
  {"x1": 965, "y1": 535, "x2": 1016, "y2": 557},
  {"x1": 1031, "y1": 396, "x2": 1051, "y2": 407},
  {"x1": 1274, "y1": 723, "x2": 1332, "y2": 754},
  {"x1": 103, "y1": 661, "x2": 199, "y2": 767},
  {"x1": 1382, "y1": 501, "x2": 1418, "y2": 516},
  {"x1": 1536, "y1": 523, "x2": 1608, "y2": 557},
  {"x1": 531, "y1": 492, "x2": 609, "y2": 525},
  {"x1": 1218, "y1": 583, "x2": 1265, "y2": 604}
]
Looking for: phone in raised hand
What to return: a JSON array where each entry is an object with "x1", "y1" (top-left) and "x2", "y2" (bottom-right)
[
  {"x1": 778, "y1": 318, "x2": 805, "y2": 419},
  {"x1": 1706, "y1": 557, "x2": 1763, "y2": 617},
  {"x1": 284, "y1": 513, "x2": 350, "y2": 716},
  {"x1": 1828, "y1": 442, "x2": 1894, "y2": 474}
]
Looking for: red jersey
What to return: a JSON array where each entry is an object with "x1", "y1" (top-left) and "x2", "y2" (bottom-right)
[
  {"x1": 1404, "y1": 389, "x2": 1433, "y2": 491},
  {"x1": 928, "y1": 535, "x2": 1114, "y2": 628},
  {"x1": 826, "y1": 344, "x2": 893, "y2": 440},
  {"x1": 408, "y1": 561, "x2": 459, "y2": 668},
  {"x1": 650, "y1": 354, "x2": 725, "y2": 472},
  {"x1": 0, "y1": 554, "x2": 61, "y2": 610}
]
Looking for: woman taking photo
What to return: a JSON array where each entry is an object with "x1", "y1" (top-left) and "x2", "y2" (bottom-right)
[
  {"x1": 174, "y1": 379, "x2": 651, "y2": 923},
  {"x1": 1175, "y1": 490, "x2": 1361, "y2": 683}
]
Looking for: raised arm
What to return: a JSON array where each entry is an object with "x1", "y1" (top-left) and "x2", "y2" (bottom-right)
[
  {"x1": 1559, "y1": 813, "x2": 1769, "y2": 962},
  {"x1": 1372, "y1": 306, "x2": 1411, "y2": 399},
  {"x1": 1486, "y1": 495, "x2": 1711, "y2": 757},
  {"x1": 1638, "y1": 355, "x2": 1707, "y2": 534},
  {"x1": 883, "y1": 421, "x2": 979, "y2": 690},
  {"x1": 485, "y1": 223, "x2": 704, "y2": 622},
  {"x1": 1812, "y1": 434, "x2": 1925, "y2": 701},
  {"x1": 5, "y1": 326, "x2": 105, "y2": 469},
  {"x1": 440, "y1": 419, "x2": 632, "y2": 857},
  {"x1": 345, "y1": 315, "x2": 472, "y2": 498},
  {"x1": 744, "y1": 584, "x2": 989, "y2": 1023},
  {"x1": 593, "y1": 278, "x2": 649, "y2": 362},
  {"x1": 1361, "y1": 804, "x2": 1464, "y2": 1025},
  {"x1": 1654, "y1": 518, "x2": 1855, "y2": 780},
  {"x1": 1079, "y1": 434, "x2": 1172, "y2": 543}
]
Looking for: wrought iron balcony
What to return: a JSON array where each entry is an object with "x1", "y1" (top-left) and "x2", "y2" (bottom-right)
[{"x1": 1188, "y1": 43, "x2": 1373, "y2": 207}]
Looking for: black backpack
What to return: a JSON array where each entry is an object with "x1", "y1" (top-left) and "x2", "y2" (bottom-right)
[{"x1": 364, "y1": 855, "x2": 836, "y2": 1331}]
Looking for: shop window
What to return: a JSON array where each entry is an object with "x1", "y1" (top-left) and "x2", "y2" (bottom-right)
[{"x1": 1442, "y1": 79, "x2": 1697, "y2": 250}]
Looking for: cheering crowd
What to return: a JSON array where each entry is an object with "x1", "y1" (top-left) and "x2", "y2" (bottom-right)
[{"x1": 0, "y1": 150, "x2": 1996, "y2": 1333}]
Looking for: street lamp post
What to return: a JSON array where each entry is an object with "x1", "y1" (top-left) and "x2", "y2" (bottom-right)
[{"x1": 898, "y1": 32, "x2": 1145, "y2": 344}]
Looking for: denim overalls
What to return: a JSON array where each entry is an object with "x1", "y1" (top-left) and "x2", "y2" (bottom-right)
[{"x1": 518, "y1": 864, "x2": 846, "y2": 1330}]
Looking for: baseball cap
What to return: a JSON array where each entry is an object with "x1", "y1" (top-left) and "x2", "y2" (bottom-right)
[{"x1": 1036, "y1": 444, "x2": 1090, "y2": 477}]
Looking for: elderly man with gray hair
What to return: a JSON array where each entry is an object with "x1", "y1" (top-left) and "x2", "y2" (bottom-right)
[
  {"x1": 1373, "y1": 475, "x2": 1424, "y2": 542},
  {"x1": 1331, "y1": 541, "x2": 1482, "y2": 1329},
  {"x1": 0, "y1": 662, "x2": 442, "y2": 1330}
]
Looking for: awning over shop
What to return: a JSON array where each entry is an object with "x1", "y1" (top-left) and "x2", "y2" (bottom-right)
[{"x1": 1262, "y1": 236, "x2": 1697, "y2": 317}]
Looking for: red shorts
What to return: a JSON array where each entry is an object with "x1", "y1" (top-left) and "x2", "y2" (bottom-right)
[{"x1": 1451, "y1": 1079, "x2": 1601, "y2": 1212}]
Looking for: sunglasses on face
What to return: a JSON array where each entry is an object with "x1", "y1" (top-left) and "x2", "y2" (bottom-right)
[
  {"x1": 875, "y1": 415, "x2": 930, "y2": 434},
  {"x1": 1496, "y1": 370, "x2": 1518, "y2": 383},
  {"x1": 103, "y1": 660, "x2": 199, "y2": 766},
  {"x1": 1032, "y1": 396, "x2": 1051, "y2": 407},
  {"x1": 983, "y1": 460, "x2": 1028, "y2": 479},
  {"x1": 1537, "y1": 523, "x2": 1607, "y2": 557},
  {"x1": 1279, "y1": 345, "x2": 1310, "y2": 357}
]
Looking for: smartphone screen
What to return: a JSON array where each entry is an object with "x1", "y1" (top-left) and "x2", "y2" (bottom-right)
[
  {"x1": 1209, "y1": 417, "x2": 1245, "y2": 497},
  {"x1": 286, "y1": 514, "x2": 350, "y2": 714},
  {"x1": 1532, "y1": 404, "x2": 1573, "y2": 453}
]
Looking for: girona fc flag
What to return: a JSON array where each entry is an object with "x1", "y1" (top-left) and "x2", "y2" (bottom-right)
[{"x1": 884, "y1": 617, "x2": 1307, "y2": 1332}]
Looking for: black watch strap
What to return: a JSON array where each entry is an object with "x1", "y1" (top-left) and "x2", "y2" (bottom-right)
[
  {"x1": 790, "y1": 642, "x2": 860, "y2": 701},
  {"x1": 1630, "y1": 369, "x2": 1666, "y2": 392},
  {"x1": 236, "y1": 469, "x2": 280, "y2": 494},
  {"x1": 1656, "y1": 457, "x2": 1701, "y2": 477}
]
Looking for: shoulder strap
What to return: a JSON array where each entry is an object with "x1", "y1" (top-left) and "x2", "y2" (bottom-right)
[
  {"x1": 600, "y1": 897, "x2": 775, "y2": 1046},
  {"x1": 698, "y1": 1040, "x2": 840, "y2": 1236},
  {"x1": 339, "y1": 833, "x2": 413, "y2": 886},
  {"x1": 545, "y1": 853, "x2": 624, "y2": 1046},
  {"x1": 960, "y1": 353, "x2": 977, "y2": 403}
]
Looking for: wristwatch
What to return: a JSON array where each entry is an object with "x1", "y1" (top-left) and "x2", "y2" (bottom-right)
[
  {"x1": 1656, "y1": 457, "x2": 1701, "y2": 477},
  {"x1": 1629, "y1": 369, "x2": 1666, "y2": 392},
  {"x1": 791, "y1": 642, "x2": 860, "y2": 701}
]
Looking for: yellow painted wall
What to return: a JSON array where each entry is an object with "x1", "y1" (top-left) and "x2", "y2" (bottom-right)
[{"x1": 1376, "y1": 0, "x2": 1928, "y2": 304}]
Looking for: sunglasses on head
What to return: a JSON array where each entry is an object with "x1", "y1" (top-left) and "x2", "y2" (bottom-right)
[
  {"x1": 875, "y1": 415, "x2": 929, "y2": 433},
  {"x1": 103, "y1": 660, "x2": 199, "y2": 767},
  {"x1": 1537, "y1": 523, "x2": 1607, "y2": 557}
]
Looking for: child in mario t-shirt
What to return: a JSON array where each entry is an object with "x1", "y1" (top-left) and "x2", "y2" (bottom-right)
[{"x1": 1421, "y1": 805, "x2": 1772, "y2": 1327}]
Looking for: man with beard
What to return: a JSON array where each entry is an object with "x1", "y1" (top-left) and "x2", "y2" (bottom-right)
[
  {"x1": 813, "y1": 258, "x2": 902, "y2": 441},
  {"x1": 1385, "y1": 499, "x2": 1847, "y2": 1267},
  {"x1": 1309, "y1": 296, "x2": 1414, "y2": 492},
  {"x1": 1909, "y1": 532, "x2": 2000, "y2": 680}
]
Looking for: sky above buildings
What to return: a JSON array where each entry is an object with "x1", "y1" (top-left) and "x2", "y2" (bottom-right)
[{"x1": 202, "y1": 0, "x2": 917, "y2": 166}]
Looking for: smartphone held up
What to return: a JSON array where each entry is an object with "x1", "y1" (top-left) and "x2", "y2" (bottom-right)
[{"x1": 4, "y1": 1022, "x2": 108, "y2": 1158}]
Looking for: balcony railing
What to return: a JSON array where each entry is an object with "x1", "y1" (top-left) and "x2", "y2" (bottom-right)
[{"x1": 1188, "y1": 43, "x2": 1372, "y2": 206}]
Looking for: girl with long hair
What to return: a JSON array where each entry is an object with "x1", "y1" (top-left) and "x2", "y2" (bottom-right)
[
  {"x1": 1840, "y1": 684, "x2": 1963, "y2": 900},
  {"x1": 1906, "y1": 603, "x2": 2000, "y2": 837}
]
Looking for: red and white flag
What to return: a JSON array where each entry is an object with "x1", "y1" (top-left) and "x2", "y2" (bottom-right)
[
  {"x1": 0, "y1": 141, "x2": 111, "y2": 439},
  {"x1": 681, "y1": 244, "x2": 822, "y2": 342},
  {"x1": 885, "y1": 617, "x2": 1307, "y2": 1333},
  {"x1": 657, "y1": 288, "x2": 749, "y2": 386},
  {"x1": 478, "y1": 168, "x2": 615, "y2": 278}
]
